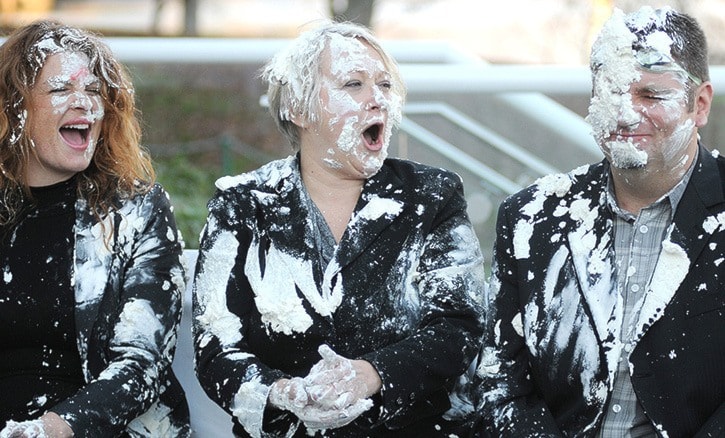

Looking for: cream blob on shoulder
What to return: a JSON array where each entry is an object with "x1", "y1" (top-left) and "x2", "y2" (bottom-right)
[{"x1": 535, "y1": 173, "x2": 573, "y2": 198}]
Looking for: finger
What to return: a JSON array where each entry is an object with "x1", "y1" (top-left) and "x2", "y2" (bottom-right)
[
  {"x1": 315, "y1": 345, "x2": 349, "y2": 371},
  {"x1": 269, "y1": 378, "x2": 309, "y2": 410},
  {"x1": 317, "y1": 344, "x2": 337, "y2": 361},
  {"x1": 298, "y1": 406, "x2": 355, "y2": 430},
  {"x1": 285, "y1": 377, "x2": 309, "y2": 409},
  {"x1": 297, "y1": 397, "x2": 374, "y2": 430},
  {"x1": 305, "y1": 366, "x2": 344, "y2": 385},
  {"x1": 305, "y1": 382, "x2": 336, "y2": 404}
]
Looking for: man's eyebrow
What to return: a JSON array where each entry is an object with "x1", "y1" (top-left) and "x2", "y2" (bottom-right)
[{"x1": 633, "y1": 84, "x2": 679, "y2": 94}]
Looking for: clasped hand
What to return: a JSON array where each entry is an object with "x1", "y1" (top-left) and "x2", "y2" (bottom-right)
[
  {"x1": 0, "y1": 420, "x2": 46, "y2": 438},
  {"x1": 0, "y1": 413, "x2": 73, "y2": 438},
  {"x1": 269, "y1": 344, "x2": 381, "y2": 431}
]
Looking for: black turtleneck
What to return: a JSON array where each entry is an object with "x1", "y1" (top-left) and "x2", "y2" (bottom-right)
[{"x1": 0, "y1": 177, "x2": 84, "y2": 422}]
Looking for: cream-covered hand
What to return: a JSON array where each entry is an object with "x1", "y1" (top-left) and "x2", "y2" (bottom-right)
[
  {"x1": 267, "y1": 345, "x2": 381, "y2": 431},
  {"x1": 296, "y1": 344, "x2": 379, "y2": 430},
  {"x1": 268, "y1": 373, "x2": 370, "y2": 430},
  {"x1": 304, "y1": 344, "x2": 381, "y2": 409},
  {"x1": 290, "y1": 399, "x2": 372, "y2": 431},
  {"x1": 268, "y1": 377, "x2": 309, "y2": 411},
  {"x1": 0, "y1": 412, "x2": 73, "y2": 438}
]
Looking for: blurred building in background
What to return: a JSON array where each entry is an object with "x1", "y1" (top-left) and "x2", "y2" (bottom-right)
[{"x1": 2, "y1": 0, "x2": 724, "y2": 64}]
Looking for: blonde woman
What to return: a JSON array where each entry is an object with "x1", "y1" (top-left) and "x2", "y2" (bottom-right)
[{"x1": 192, "y1": 21, "x2": 485, "y2": 437}]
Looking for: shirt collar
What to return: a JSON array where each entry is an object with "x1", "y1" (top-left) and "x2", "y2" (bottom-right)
[{"x1": 606, "y1": 147, "x2": 698, "y2": 217}]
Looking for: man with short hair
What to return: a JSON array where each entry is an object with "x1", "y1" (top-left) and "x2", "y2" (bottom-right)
[{"x1": 475, "y1": 6, "x2": 724, "y2": 437}]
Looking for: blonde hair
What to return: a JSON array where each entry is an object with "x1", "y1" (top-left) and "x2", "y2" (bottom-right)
[{"x1": 261, "y1": 20, "x2": 407, "y2": 150}]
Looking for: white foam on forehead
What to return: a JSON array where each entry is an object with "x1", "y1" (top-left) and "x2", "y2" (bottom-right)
[
  {"x1": 327, "y1": 33, "x2": 371, "y2": 75},
  {"x1": 31, "y1": 27, "x2": 130, "y2": 93},
  {"x1": 52, "y1": 51, "x2": 92, "y2": 76},
  {"x1": 35, "y1": 35, "x2": 63, "y2": 54},
  {"x1": 590, "y1": 8, "x2": 637, "y2": 82},
  {"x1": 627, "y1": 6, "x2": 677, "y2": 53},
  {"x1": 266, "y1": 31, "x2": 373, "y2": 102}
]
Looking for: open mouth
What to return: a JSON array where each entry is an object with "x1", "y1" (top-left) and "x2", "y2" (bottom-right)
[
  {"x1": 60, "y1": 124, "x2": 90, "y2": 147},
  {"x1": 363, "y1": 123, "x2": 383, "y2": 149}
]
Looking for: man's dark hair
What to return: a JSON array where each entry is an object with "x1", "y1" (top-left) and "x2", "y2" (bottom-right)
[{"x1": 628, "y1": 9, "x2": 709, "y2": 83}]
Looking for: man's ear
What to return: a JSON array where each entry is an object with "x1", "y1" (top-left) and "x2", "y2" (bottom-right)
[{"x1": 694, "y1": 81, "x2": 713, "y2": 128}]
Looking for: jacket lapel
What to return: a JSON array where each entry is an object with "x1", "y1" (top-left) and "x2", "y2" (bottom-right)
[
  {"x1": 566, "y1": 187, "x2": 621, "y2": 351},
  {"x1": 257, "y1": 159, "x2": 406, "y2": 318},
  {"x1": 332, "y1": 165, "x2": 407, "y2": 272},
  {"x1": 250, "y1": 158, "x2": 339, "y2": 318},
  {"x1": 561, "y1": 163, "x2": 622, "y2": 379},
  {"x1": 632, "y1": 146, "x2": 724, "y2": 342},
  {"x1": 73, "y1": 200, "x2": 115, "y2": 377}
]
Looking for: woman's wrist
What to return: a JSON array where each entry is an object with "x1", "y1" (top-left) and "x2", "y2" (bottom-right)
[
  {"x1": 352, "y1": 360, "x2": 382, "y2": 398},
  {"x1": 41, "y1": 412, "x2": 74, "y2": 438}
]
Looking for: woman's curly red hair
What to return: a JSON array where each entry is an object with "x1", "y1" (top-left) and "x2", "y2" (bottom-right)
[{"x1": 0, "y1": 19, "x2": 155, "y2": 228}]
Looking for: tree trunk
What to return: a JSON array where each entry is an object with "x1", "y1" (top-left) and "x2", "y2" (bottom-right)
[
  {"x1": 184, "y1": 0, "x2": 198, "y2": 36},
  {"x1": 329, "y1": 0, "x2": 375, "y2": 27}
]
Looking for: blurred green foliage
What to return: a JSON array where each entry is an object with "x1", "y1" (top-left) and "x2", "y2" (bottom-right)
[
  {"x1": 153, "y1": 150, "x2": 263, "y2": 249},
  {"x1": 132, "y1": 63, "x2": 284, "y2": 249},
  {"x1": 154, "y1": 153, "x2": 216, "y2": 249}
]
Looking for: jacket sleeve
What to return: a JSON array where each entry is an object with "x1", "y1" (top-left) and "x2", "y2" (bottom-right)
[
  {"x1": 52, "y1": 185, "x2": 187, "y2": 437},
  {"x1": 475, "y1": 199, "x2": 563, "y2": 437},
  {"x1": 359, "y1": 172, "x2": 486, "y2": 428},
  {"x1": 695, "y1": 401, "x2": 725, "y2": 438},
  {"x1": 192, "y1": 188, "x2": 296, "y2": 438}
]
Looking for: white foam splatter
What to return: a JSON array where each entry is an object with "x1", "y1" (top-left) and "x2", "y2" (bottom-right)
[{"x1": 194, "y1": 224, "x2": 243, "y2": 347}]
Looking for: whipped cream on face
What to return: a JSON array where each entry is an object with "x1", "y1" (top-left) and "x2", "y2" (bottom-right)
[
  {"x1": 586, "y1": 9, "x2": 644, "y2": 168},
  {"x1": 586, "y1": 7, "x2": 694, "y2": 170},
  {"x1": 49, "y1": 51, "x2": 104, "y2": 164},
  {"x1": 321, "y1": 34, "x2": 402, "y2": 177}
]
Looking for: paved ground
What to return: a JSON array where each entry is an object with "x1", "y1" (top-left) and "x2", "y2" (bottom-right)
[{"x1": 2, "y1": 0, "x2": 724, "y2": 64}]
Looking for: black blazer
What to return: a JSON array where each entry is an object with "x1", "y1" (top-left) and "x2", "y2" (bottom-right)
[
  {"x1": 52, "y1": 184, "x2": 190, "y2": 437},
  {"x1": 192, "y1": 156, "x2": 485, "y2": 437},
  {"x1": 476, "y1": 146, "x2": 725, "y2": 437}
]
